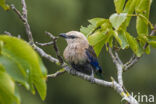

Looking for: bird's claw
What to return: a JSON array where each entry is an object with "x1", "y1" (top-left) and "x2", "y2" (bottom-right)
[
  {"x1": 89, "y1": 76, "x2": 95, "y2": 83},
  {"x1": 69, "y1": 68, "x2": 76, "y2": 75}
]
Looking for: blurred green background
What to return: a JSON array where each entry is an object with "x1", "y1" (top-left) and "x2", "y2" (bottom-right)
[{"x1": 0, "y1": 0, "x2": 156, "y2": 104}]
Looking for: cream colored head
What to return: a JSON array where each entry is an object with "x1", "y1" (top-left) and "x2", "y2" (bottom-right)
[{"x1": 59, "y1": 31, "x2": 89, "y2": 45}]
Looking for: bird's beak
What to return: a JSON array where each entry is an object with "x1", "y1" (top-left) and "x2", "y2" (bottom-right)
[{"x1": 59, "y1": 33, "x2": 68, "y2": 38}]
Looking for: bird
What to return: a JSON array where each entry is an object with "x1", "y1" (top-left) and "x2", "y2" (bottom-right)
[{"x1": 59, "y1": 31, "x2": 102, "y2": 79}]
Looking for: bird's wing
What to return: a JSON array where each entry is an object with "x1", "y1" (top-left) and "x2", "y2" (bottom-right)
[{"x1": 85, "y1": 45, "x2": 102, "y2": 73}]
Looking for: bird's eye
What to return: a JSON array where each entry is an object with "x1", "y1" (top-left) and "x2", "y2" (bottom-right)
[{"x1": 69, "y1": 35, "x2": 78, "y2": 39}]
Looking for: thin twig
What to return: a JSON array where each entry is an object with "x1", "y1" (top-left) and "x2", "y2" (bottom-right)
[
  {"x1": 123, "y1": 54, "x2": 140, "y2": 71},
  {"x1": 115, "y1": 52, "x2": 123, "y2": 65},
  {"x1": 4, "y1": 31, "x2": 12, "y2": 36},
  {"x1": 45, "y1": 31, "x2": 64, "y2": 64},
  {"x1": 150, "y1": 24, "x2": 156, "y2": 36},
  {"x1": 10, "y1": 4, "x2": 25, "y2": 22},
  {"x1": 21, "y1": 0, "x2": 27, "y2": 19},
  {"x1": 108, "y1": 47, "x2": 119, "y2": 65},
  {"x1": 33, "y1": 44, "x2": 59, "y2": 64},
  {"x1": 45, "y1": 31, "x2": 56, "y2": 39},
  {"x1": 109, "y1": 48, "x2": 123, "y2": 86},
  {"x1": 124, "y1": 25, "x2": 156, "y2": 71},
  {"x1": 11, "y1": 3, "x2": 34, "y2": 45},
  {"x1": 36, "y1": 41, "x2": 54, "y2": 46},
  {"x1": 47, "y1": 69, "x2": 66, "y2": 78},
  {"x1": 21, "y1": 0, "x2": 34, "y2": 45}
]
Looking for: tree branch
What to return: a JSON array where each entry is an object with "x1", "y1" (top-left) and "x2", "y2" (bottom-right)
[
  {"x1": 123, "y1": 54, "x2": 140, "y2": 71},
  {"x1": 64, "y1": 66, "x2": 138, "y2": 104},
  {"x1": 109, "y1": 47, "x2": 123, "y2": 86},
  {"x1": 123, "y1": 25, "x2": 156, "y2": 72},
  {"x1": 33, "y1": 44, "x2": 59, "y2": 64},
  {"x1": 11, "y1": 1, "x2": 34, "y2": 45}
]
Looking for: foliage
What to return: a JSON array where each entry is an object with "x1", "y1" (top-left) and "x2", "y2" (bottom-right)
[
  {"x1": 80, "y1": 0, "x2": 156, "y2": 57},
  {"x1": 0, "y1": 35, "x2": 47, "y2": 104},
  {"x1": 0, "y1": 0, "x2": 9, "y2": 10},
  {"x1": 0, "y1": 0, "x2": 156, "y2": 104}
]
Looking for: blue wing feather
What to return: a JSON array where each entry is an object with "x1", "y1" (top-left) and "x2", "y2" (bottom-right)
[{"x1": 86, "y1": 46, "x2": 102, "y2": 73}]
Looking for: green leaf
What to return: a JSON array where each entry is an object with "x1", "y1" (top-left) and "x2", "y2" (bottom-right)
[
  {"x1": 0, "y1": 35, "x2": 47, "y2": 100},
  {"x1": 122, "y1": 0, "x2": 138, "y2": 28},
  {"x1": 136, "y1": 17, "x2": 148, "y2": 36},
  {"x1": 0, "y1": 40, "x2": 3, "y2": 55},
  {"x1": 125, "y1": 32, "x2": 143, "y2": 57},
  {"x1": 38, "y1": 55, "x2": 47, "y2": 77},
  {"x1": 136, "y1": 0, "x2": 152, "y2": 36},
  {"x1": 114, "y1": 0, "x2": 126, "y2": 13},
  {"x1": 0, "y1": 65, "x2": 19, "y2": 104},
  {"x1": 123, "y1": 0, "x2": 138, "y2": 13},
  {"x1": 147, "y1": 36, "x2": 156, "y2": 41},
  {"x1": 14, "y1": 85, "x2": 21, "y2": 104},
  {"x1": 80, "y1": 18, "x2": 106, "y2": 37},
  {"x1": 148, "y1": 41, "x2": 156, "y2": 48},
  {"x1": 0, "y1": 0, "x2": 10, "y2": 10},
  {"x1": 135, "y1": 0, "x2": 152, "y2": 54},
  {"x1": 88, "y1": 29, "x2": 112, "y2": 56},
  {"x1": 147, "y1": 36, "x2": 156, "y2": 48},
  {"x1": 137, "y1": 35, "x2": 150, "y2": 54},
  {"x1": 145, "y1": 45, "x2": 150, "y2": 54},
  {"x1": 108, "y1": 36, "x2": 113, "y2": 48},
  {"x1": 0, "y1": 55, "x2": 30, "y2": 89},
  {"x1": 113, "y1": 29, "x2": 129, "y2": 49},
  {"x1": 109, "y1": 13, "x2": 127, "y2": 30},
  {"x1": 136, "y1": 0, "x2": 151, "y2": 18}
]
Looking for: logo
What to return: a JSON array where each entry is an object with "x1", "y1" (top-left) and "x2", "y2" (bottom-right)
[{"x1": 131, "y1": 92, "x2": 154, "y2": 103}]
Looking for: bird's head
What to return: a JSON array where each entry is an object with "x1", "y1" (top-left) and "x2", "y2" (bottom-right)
[{"x1": 59, "y1": 31, "x2": 88, "y2": 45}]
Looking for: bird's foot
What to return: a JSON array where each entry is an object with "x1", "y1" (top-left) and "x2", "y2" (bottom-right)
[
  {"x1": 89, "y1": 69, "x2": 95, "y2": 83},
  {"x1": 69, "y1": 68, "x2": 76, "y2": 75},
  {"x1": 89, "y1": 76, "x2": 95, "y2": 83}
]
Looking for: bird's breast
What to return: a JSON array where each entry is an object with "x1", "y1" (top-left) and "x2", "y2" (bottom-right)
[{"x1": 63, "y1": 44, "x2": 88, "y2": 64}]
